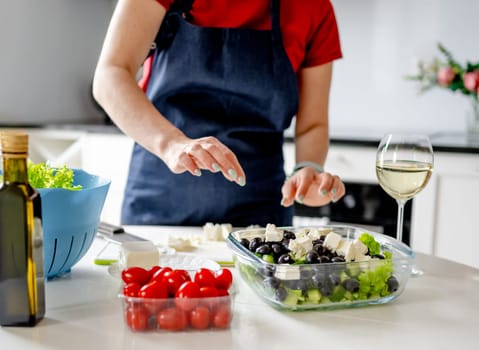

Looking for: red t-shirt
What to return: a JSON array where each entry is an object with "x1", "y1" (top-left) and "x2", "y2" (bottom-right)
[{"x1": 139, "y1": 0, "x2": 342, "y2": 90}]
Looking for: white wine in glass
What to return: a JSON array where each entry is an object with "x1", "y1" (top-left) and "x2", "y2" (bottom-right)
[{"x1": 376, "y1": 134, "x2": 434, "y2": 245}]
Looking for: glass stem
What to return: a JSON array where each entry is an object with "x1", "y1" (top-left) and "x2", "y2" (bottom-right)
[{"x1": 395, "y1": 199, "x2": 407, "y2": 243}]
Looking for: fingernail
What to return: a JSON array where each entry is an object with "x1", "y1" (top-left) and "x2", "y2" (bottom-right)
[
  {"x1": 320, "y1": 189, "x2": 328, "y2": 197},
  {"x1": 237, "y1": 176, "x2": 246, "y2": 187},
  {"x1": 228, "y1": 169, "x2": 237, "y2": 180},
  {"x1": 193, "y1": 169, "x2": 202, "y2": 176},
  {"x1": 296, "y1": 195, "x2": 304, "y2": 204},
  {"x1": 280, "y1": 198, "x2": 286, "y2": 206},
  {"x1": 330, "y1": 188, "x2": 337, "y2": 196},
  {"x1": 332, "y1": 197, "x2": 338, "y2": 203},
  {"x1": 212, "y1": 163, "x2": 220, "y2": 172}
]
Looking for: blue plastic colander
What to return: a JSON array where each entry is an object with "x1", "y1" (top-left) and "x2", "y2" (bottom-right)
[{"x1": 37, "y1": 169, "x2": 110, "y2": 278}]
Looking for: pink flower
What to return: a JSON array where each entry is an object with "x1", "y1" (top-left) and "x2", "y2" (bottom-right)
[
  {"x1": 463, "y1": 70, "x2": 479, "y2": 92},
  {"x1": 437, "y1": 66, "x2": 456, "y2": 86}
]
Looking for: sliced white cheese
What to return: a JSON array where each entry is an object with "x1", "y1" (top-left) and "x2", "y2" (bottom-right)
[
  {"x1": 295, "y1": 228, "x2": 309, "y2": 239},
  {"x1": 167, "y1": 236, "x2": 197, "y2": 252},
  {"x1": 288, "y1": 235, "x2": 313, "y2": 259},
  {"x1": 265, "y1": 223, "x2": 283, "y2": 242},
  {"x1": 203, "y1": 222, "x2": 223, "y2": 241},
  {"x1": 221, "y1": 223, "x2": 233, "y2": 239},
  {"x1": 119, "y1": 241, "x2": 160, "y2": 269},
  {"x1": 352, "y1": 239, "x2": 368, "y2": 257},
  {"x1": 307, "y1": 228, "x2": 322, "y2": 241},
  {"x1": 323, "y1": 232, "x2": 342, "y2": 251},
  {"x1": 274, "y1": 265, "x2": 301, "y2": 280},
  {"x1": 336, "y1": 240, "x2": 356, "y2": 262}
]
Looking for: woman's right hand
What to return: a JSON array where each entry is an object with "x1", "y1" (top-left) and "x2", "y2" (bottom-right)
[{"x1": 163, "y1": 135, "x2": 246, "y2": 187}]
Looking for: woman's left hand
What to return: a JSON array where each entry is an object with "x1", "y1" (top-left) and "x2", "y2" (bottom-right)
[{"x1": 280, "y1": 167, "x2": 345, "y2": 207}]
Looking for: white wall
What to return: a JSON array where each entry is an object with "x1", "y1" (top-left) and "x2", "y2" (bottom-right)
[
  {"x1": 1, "y1": 0, "x2": 477, "y2": 132},
  {"x1": 330, "y1": 0, "x2": 479, "y2": 135},
  {"x1": 0, "y1": 0, "x2": 115, "y2": 125}
]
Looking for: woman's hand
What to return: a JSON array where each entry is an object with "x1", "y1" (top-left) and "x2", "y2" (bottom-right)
[
  {"x1": 162, "y1": 135, "x2": 246, "y2": 186},
  {"x1": 280, "y1": 166, "x2": 345, "y2": 207}
]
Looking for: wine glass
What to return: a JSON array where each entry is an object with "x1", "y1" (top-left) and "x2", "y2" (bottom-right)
[{"x1": 376, "y1": 134, "x2": 434, "y2": 275}]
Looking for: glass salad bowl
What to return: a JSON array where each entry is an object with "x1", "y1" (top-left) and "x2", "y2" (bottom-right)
[{"x1": 226, "y1": 224, "x2": 414, "y2": 311}]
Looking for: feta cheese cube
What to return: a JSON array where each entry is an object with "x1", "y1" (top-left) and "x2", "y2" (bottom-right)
[
  {"x1": 323, "y1": 232, "x2": 342, "y2": 251},
  {"x1": 336, "y1": 240, "x2": 356, "y2": 262},
  {"x1": 274, "y1": 265, "x2": 301, "y2": 280},
  {"x1": 119, "y1": 241, "x2": 160, "y2": 269},
  {"x1": 288, "y1": 235, "x2": 312, "y2": 259},
  {"x1": 352, "y1": 239, "x2": 368, "y2": 257},
  {"x1": 265, "y1": 223, "x2": 283, "y2": 242},
  {"x1": 220, "y1": 223, "x2": 233, "y2": 239},
  {"x1": 307, "y1": 228, "x2": 322, "y2": 241},
  {"x1": 203, "y1": 222, "x2": 223, "y2": 241}
]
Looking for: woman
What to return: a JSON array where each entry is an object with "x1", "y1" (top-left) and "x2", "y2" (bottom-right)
[{"x1": 93, "y1": 0, "x2": 346, "y2": 227}]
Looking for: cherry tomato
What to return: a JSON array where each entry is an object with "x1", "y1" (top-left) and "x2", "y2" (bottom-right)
[
  {"x1": 194, "y1": 268, "x2": 216, "y2": 288},
  {"x1": 123, "y1": 282, "x2": 142, "y2": 297},
  {"x1": 150, "y1": 266, "x2": 173, "y2": 283},
  {"x1": 199, "y1": 286, "x2": 219, "y2": 298},
  {"x1": 157, "y1": 307, "x2": 188, "y2": 331},
  {"x1": 121, "y1": 267, "x2": 150, "y2": 285},
  {"x1": 148, "y1": 265, "x2": 162, "y2": 280},
  {"x1": 215, "y1": 269, "x2": 233, "y2": 290},
  {"x1": 216, "y1": 288, "x2": 230, "y2": 297},
  {"x1": 175, "y1": 269, "x2": 191, "y2": 282},
  {"x1": 212, "y1": 305, "x2": 232, "y2": 329},
  {"x1": 163, "y1": 270, "x2": 188, "y2": 296},
  {"x1": 125, "y1": 305, "x2": 149, "y2": 331},
  {"x1": 175, "y1": 281, "x2": 201, "y2": 311},
  {"x1": 138, "y1": 280, "x2": 168, "y2": 299},
  {"x1": 190, "y1": 305, "x2": 211, "y2": 330}
]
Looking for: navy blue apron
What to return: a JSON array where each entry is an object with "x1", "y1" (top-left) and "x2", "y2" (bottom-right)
[{"x1": 121, "y1": 0, "x2": 299, "y2": 227}]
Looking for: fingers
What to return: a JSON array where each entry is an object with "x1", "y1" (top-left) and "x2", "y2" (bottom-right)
[
  {"x1": 281, "y1": 168, "x2": 346, "y2": 207},
  {"x1": 183, "y1": 137, "x2": 246, "y2": 186}
]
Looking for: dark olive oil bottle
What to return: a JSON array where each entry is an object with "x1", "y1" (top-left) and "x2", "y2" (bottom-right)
[{"x1": 0, "y1": 131, "x2": 45, "y2": 327}]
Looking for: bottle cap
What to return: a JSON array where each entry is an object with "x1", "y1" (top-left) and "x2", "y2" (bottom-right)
[{"x1": 0, "y1": 131, "x2": 29, "y2": 154}]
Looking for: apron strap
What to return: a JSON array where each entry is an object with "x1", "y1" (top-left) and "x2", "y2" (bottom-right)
[
  {"x1": 271, "y1": 0, "x2": 282, "y2": 45},
  {"x1": 170, "y1": 0, "x2": 194, "y2": 15}
]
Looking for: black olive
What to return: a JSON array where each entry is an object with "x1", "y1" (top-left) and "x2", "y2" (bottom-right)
[
  {"x1": 275, "y1": 287, "x2": 288, "y2": 302},
  {"x1": 259, "y1": 265, "x2": 275, "y2": 277},
  {"x1": 255, "y1": 244, "x2": 271, "y2": 255},
  {"x1": 240, "y1": 238, "x2": 250, "y2": 248},
  {"x1": 319, "y1": 282, "x2": 333, "y2": 296},
  {"x1": 313, "y1": 243, "x2": 324, "y2": 255},
  {"x1": 331, "y1": 256, "x2": 345, "y2": 263},
  {"x1": 311, "y1": 273, "x2": 326, "y2": 288},
  {"x1": 342, "y1": 278, "x2": 360, "y2": 292},
  {"x1": 277, "y1": 254, "x2": 293, "y2": 264},
  {"x1": 305, "y1": 250, "x2": 320, "y2": 264},
  {"x1": 283, "y1": 230, "x2": 296, "y2": 240},
  {"x1": 248, "y1": 237, "x2": 263, "y2": 253},
  {"x1": 263, "y1": 276, "x2": 281, "y2": 290},
  {"x1": 387, "y1": 276, "x2": 399, "y2": 292},
  {"x1": 319, "y1": 255, "x2": 330, "y2": 263},
  {"x1": 270, "y1": 243, "x2": 283, "y2": 256},
  {"x1": 281, "y1": 238, "x2": 291, "y2": 251},
  {"x1": 328, "y1": 273, "x2": 341, "y2": 286}
]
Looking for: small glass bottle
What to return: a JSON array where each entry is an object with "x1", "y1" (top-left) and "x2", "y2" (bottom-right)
[{"x1": 0, "y1": 131, "x2": 45, "y2": 327}]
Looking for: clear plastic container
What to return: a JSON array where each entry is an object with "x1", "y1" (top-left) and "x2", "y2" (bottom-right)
[
  {"x1": 227, "y1": 225, "x2": 414, "y2": 311},
  {"x1": 119, "y1": 282, "x2": 234, "y2": 332}
]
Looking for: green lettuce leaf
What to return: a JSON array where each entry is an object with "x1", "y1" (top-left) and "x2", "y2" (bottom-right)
[{"x1": 27, "y1": 162, "x2": 82, "y2": 190}]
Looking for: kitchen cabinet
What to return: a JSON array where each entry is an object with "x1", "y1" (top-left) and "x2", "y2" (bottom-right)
[{"x1": 22, "y1": 128, "x2": 479, "y2": 268}]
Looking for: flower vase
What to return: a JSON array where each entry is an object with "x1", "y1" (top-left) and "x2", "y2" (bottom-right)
[{"x1": 466, "y1": 99, "x2": 479, "y2": 136}]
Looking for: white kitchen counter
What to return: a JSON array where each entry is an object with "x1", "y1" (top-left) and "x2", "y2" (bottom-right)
[{"x1": 1, "y1": 226, "x2": 478, "y2": 350}]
